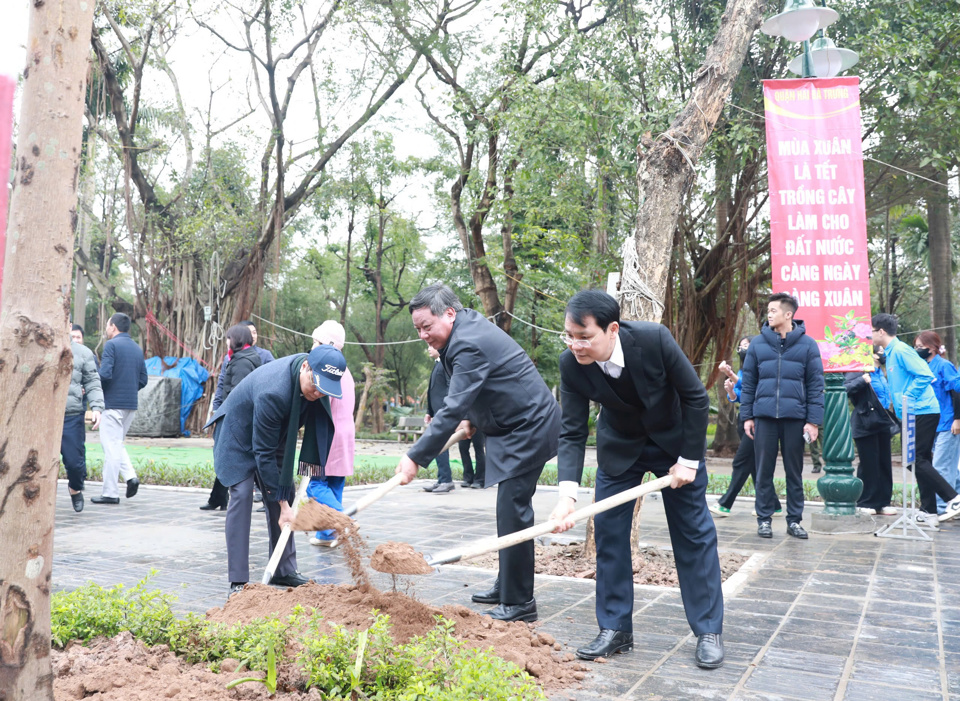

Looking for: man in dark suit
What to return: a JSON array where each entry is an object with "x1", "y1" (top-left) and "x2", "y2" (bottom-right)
[
  {"x1": 423, "y1": 345, "x2": 454, "y2": 493},
  {"x1": 550, "y1": 290, "x2": 724, "y2": 669},
  {"x1": 94, "y1": 313, "x2": 148, "y2": 504},
  {"x1": 396, "y1": 283, "x2": 561, "y2": 623},
  {"x1": 206, "y1": 345, "x2": 344, "y2": 595}
]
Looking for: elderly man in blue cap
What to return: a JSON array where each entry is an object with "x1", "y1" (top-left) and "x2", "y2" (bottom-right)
[{"x1": 206, "y1": 345, "x2": 346, "y2": 596}]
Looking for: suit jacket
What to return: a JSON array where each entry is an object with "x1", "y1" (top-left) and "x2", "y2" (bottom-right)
[
  {"x1": 426, "y1": 360, "x2": 450, "y2": 417},
  {"x1": 98, "y1": 332, "x2": 148, "y2": 410},
  {"x1": 557, "y1": 322, "x2": 709, "y2": 483},
  {"x1": 205, "y1": 355, "x2": 334, "y2": 501},
  {"x1": 407, "y1": 308, "x2": 560, "y2": 485}
]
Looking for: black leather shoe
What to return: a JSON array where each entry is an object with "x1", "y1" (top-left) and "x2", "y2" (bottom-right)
[
  {"x1": 253, "y1": 490, "x2": 263, "y2": 503},
  {"x1": 70, "y1": 492, "x2": 84, "y2": 513},
  {"x1": 576, "y1": 629, "x2": 633, "y2": 660},
  {"x1": 486, "y1": 599, "x2": 537, "y2": 623},
  {"x1": 461, "y1": 480, "x2": 474, "y2": 488},
  {"x1": 256, "y1": 506, "x2": 266, "y2": 512},
  {"x1": 229, "y1": 582, "x2": 246, "y2": 597},
  {"x1": 270, "y1": 571, "x2": 310, "y2": 588},
  {"x1": 91, "y1": 496, "x2": 120, "y2": 504},
  {"x1": 200, "y1": 502, "x2": 227, "y2": 511},
  {"x1": 471, "y1": 578, "x2": 500, "y2": 604},
  {"x1": 695, "y1": 633, "x2": 724, "y2": 669},
  {"x1": 786, "y1": 522, "x2": 809, "y2": 539},
  {"x1": 758, "y1": 521, "x2": 773, "y2": 538},
  {"x1": 126, "y1": 477, "x2": 140, "y2": 498}
]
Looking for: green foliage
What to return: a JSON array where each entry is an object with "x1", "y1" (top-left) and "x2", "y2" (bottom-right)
[{"x1": 50, "y1": 574, "x2": 178, "y2": 648}]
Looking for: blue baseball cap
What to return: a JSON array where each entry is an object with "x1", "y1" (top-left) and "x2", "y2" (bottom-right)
[{"x1": 307, "y1": 345, "x2": 346, "y2": 399}]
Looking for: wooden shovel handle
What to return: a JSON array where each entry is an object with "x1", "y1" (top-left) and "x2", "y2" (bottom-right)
[
  {"x1": 261, "y1": 475, "x2": 311, "y2": 585},
  {"x1": 428, "y1": 475, "x2": 673, "y2": 566},
  {"x1": 345, "y1": 429, "x2": 470, "y2": 517}
]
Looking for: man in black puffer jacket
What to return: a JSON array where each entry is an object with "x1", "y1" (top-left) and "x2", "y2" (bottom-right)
[{"x1": 741, "y1": 293, "x2": 824, "y2": 540}]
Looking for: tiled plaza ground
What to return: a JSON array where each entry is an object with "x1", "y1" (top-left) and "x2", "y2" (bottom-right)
[{"x1": 53, "y1": 477, "x2": 960, "y2": 700}]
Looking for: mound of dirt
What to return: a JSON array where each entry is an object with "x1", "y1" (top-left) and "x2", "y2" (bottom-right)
[
  {"x1": 207, "y1": 582, "x2": 590, "y2": 690},
  {"x1": 461, "y1": 542, "x2": 749, "y2": 587},
  {"x1": 52, "y1": 631, "x2": 317, "y2": 700},
  {"x1": 370, "y1": 541, "x2": 434, "y2": 574}
]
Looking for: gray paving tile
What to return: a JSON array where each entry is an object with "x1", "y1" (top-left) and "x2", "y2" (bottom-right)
[
  {"x1": 842, "y1": 681, "x2": 943, "y2": 701},
  {"x1": 744, "y1": 666, "x2": 839, "y2": 701}
]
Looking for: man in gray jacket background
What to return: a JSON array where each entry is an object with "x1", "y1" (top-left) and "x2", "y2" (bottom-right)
[{"x1": 62, "y1": 324, "x2": 104, "y2": 512}]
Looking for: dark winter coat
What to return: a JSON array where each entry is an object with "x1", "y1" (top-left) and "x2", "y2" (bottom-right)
[
  {"x1": 740, "y1": 320, "x2": 825, "y2": 424},
  {"x1": 98, "y1": 332, "x2": 148, "y2": 410},
  {"x1": 844, "y1": 370, "x2": 898, "y2": 439},
  {"x1": 426, "y1": 360, "x2": 450, "y2": 417},
  {"x1": 222, "y1": 346, "x2": 262, "y2": 400}
]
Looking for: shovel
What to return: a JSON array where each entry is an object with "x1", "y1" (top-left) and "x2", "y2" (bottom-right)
[
  {"x1": 343, "y1": 428, "x2": 468, "y2": 518},
  {"x1": 261, "y1": 475, "x2": 312, "y2": 585},
  {"x1": 422, "y1": 474, "x2": 673, "y2": 568}
]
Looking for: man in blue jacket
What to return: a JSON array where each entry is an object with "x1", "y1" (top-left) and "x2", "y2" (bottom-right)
[
  {"x1": 872, "y1": 313, "x2": 960, "y2": 525},
  {"x1": 94, "y1": 313, "x2": 148, "y2": 504},
  {"x1": 741, "y1": 293, "x2": 824, "y2": 539}
]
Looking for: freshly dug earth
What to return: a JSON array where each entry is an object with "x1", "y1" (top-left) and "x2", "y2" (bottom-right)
[
  {"x1": 52, "y1": 631, "x2": 321, "y2": 700},
  {"x1": 207, "y1": 582, "x2": 590, "y2": 690},
  {"x1": 370, "y1": 541, "x2": 434, "y2": 574},
  {"x1": 462, "y1": 542, "x2": 749, "y2": 586},
  {"x1": 290, "y1": 501, "x2": 368, "y2": 587}
]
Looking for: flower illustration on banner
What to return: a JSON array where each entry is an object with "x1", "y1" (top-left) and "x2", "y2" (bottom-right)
[{"x1": 819, "y1": 312, "x2": 873, "y2": 370}]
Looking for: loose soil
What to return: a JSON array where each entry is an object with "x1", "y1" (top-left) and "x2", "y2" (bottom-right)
[
  {"x1": 462, "y1": 542, "x2": 749, "y2": 587},
  {"x1": 370, "y1": 541, "x2": 434, "y2": 574},
  {"x1": 290, "y1": 501, "x2": 368, "y2": 587},
  {"x1": 53, "y1": 631, "x2": 321, "y2": 700}
]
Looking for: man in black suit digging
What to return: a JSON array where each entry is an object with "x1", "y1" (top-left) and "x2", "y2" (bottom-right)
[
  {"x1": 550, "y1": 290, "x2": 725, "y2": 669},
  {"x1": 395, "y1": 283, "x2": 561, "y2": 623}
]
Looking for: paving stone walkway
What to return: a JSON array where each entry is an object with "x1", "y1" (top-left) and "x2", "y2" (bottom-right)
[{"x1": 53, "y1": 478, "x2": 960, "y2": 700}]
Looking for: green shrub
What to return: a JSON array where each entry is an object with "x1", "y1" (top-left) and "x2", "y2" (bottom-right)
[{"x1": 50, "y1": 574, "x2": 177, "y2": 648}]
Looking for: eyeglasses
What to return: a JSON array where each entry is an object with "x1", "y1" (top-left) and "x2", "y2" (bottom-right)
[{"x1": 560, "y1": 332, "x2": 598, "y2": 349}]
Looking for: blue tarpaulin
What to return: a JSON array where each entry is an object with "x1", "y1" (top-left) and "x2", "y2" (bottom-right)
[{"x1": 144, "y1": 357, "x2": 210, "y2": 435}]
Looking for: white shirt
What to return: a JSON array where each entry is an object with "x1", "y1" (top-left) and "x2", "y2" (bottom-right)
[{"x1": 558, "y1": 333, "x2": 701, "y2": 502}]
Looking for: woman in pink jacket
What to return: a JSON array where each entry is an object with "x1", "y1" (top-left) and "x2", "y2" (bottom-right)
[{"x1": 306, "y1": 321, "x2": 356, "y2": 546}]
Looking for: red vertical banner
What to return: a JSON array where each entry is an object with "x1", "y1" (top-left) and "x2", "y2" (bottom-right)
[
  {"x1": 764, "y1": 76, "x2": 872, "y2": 373},
  {"x1": 0, "y1": 74, "x2": 14, "y2": 308}
]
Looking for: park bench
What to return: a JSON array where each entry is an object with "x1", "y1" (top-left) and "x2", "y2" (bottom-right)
[{"x1": 391, "y1": 415, "x2": 426, "y2": 442}]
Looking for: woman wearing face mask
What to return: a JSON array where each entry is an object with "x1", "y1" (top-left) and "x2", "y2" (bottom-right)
[
  {"x1": 843, "y1": 347, "x2": 898, "y2": 515},
  {"x1": 914, "y1": 331, "x2": 960, "y2": 516},
  {"x1": 710, "y1": 336, "x2": 783, "y2": 518}
]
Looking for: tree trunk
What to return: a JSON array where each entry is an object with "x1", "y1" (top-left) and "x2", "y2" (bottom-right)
[
  {"x1": 620, "y1": 0, "x2": 764, "y2": 324},
  {"x1": 927, "y1": 171, "x2": 954, "y2": 362},
  {"x1": 0, "y1": 2, "x2": 96, "y2": 699},
  {"x1": 355, "y1": 368, "x2": 374, "y2": 433},
  {"x1": 615, "y1": 0, "x2": 763, "y2": 555}
]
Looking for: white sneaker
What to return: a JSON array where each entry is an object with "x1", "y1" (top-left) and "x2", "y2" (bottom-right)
[
  {"x1": 915, "y1": 512, "x2": 940, "y2": 530},
  {"x1": 879, "y1": 506, "x2": 898, "y2": 516},
  {"x1": 709, "y1": 503, "x2": 731, "y2": 517},
  {"x1": 857, "y1": 507, "x2": 877, "y2": 515},
  {"x1": 939, "y1": 495, "x2": 960, "y2": 523},
  {"x1": 308, "y1": 536, "x2": 339, "y2": 547}
]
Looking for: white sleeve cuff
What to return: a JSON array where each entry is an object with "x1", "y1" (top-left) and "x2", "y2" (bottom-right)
[
  {"x1": 677, "y1": 456, "x2": 701, "y2": 469},
  {"x1": 559, "y1": 480, "x2": 580, "y2": 501}
]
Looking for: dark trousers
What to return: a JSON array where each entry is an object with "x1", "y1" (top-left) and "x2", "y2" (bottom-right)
[
  {"x1": 225, "y1": 474, "x2": 297, "y2": 584},
  {"x1": 754, "y1": 418, "x2": 806, "y2": 524},
  {"x1": 854, "y1": 431, "x2": 893, "y2": 509},
  {"x1": 435, "y1": 449, "x2": 452, "y2": 484},
  {"x1": 496, "y1": 464, "x2": 544, "y2": 605},
  {"x1": 459, "y1": 432, "x2": 486, "y2": 485},
  {"x1": 208, "y1": 478, "x2": 230, "y2": 507},
  {"x1": 913, "y1": 413, "x2": 958, "y2": 514},
  {"x1": 594, "y1": 443, "x2": 723, "y2": 636},
  {"x1": 60, "y1": 413, "x2": 87, "y2": 492},
  {"x1": 718, "y1": 421, "x2": 782, "y2": 511}
]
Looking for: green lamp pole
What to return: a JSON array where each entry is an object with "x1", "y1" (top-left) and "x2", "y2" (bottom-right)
[
  {"x1": 760, "y1": 0, "x2": 867, "y2": 525},
  {"x1": 817, "y1": 374, "x2": 861, "y2": 515}
]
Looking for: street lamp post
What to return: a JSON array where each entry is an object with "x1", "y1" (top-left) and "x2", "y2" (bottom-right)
[{"x1": 760, "y1": 1, "x2": 872, "y2": 531}]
